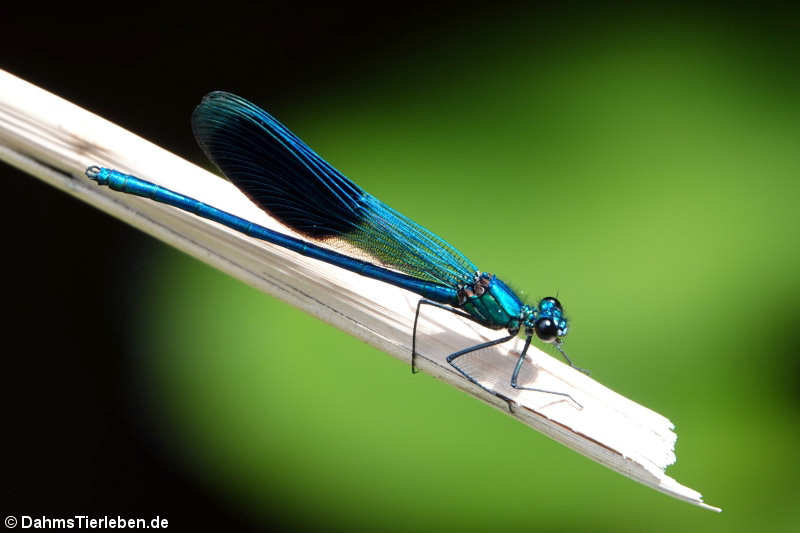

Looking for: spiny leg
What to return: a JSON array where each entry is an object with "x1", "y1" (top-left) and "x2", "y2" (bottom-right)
[
  {"x1": 412, "y1": 298, "x2": 474, "y2": 374},
  {"x1": 446, "y1": 334, "x2": 518, "y2": 412},
  {"x1": 554, "y1": 340, "x2": 590, "y2": 376},
  {"x1": 511, "y1": 335, "x2": 583, "y2": 409},
  {"x1": 412, "y1": 299, "x2": 519, "y2": 412}
]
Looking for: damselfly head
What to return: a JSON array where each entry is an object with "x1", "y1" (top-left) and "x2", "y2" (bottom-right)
[{"x1": 530, "y1": 296, "x2": 568, "y2": 343}]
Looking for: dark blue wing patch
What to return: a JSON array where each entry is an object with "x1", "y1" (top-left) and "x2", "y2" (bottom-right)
[
  {"x1": 192, "y1": 91, "x2": 363, "y2": 238},
  {"x1": 191, "y1": 91, "x2": 478, "y2": 286}
]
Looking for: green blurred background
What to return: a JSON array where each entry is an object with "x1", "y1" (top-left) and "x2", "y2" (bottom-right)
[{"x1": 4, "y1": 4, "x2": 799, "y2": 532}]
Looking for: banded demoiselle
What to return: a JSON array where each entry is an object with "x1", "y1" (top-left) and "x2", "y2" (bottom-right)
[{"x1": 86, "y1": 91, "x2": 586, "y2": 410}]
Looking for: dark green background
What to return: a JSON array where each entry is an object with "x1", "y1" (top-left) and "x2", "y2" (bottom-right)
[{"x1": 4, "y1": 4, "x2": 798, "y2": 532}]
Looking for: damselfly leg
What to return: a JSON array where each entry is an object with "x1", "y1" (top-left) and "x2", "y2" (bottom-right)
[{"x1": 413, "y1": 299, "x2": 582, "y2": 411}]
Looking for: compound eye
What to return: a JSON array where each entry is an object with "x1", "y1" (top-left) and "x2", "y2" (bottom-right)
[
  {"x1": 534, "y1": 317, "x2": 560, "y2": 343},
  {"x1": 540, "y1": 297, "x2": 562, "y2": 311}
]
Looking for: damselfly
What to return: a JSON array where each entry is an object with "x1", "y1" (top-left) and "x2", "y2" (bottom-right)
[{"x1": 86, "y1": 92, "x2": 586, "y2": 410}]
